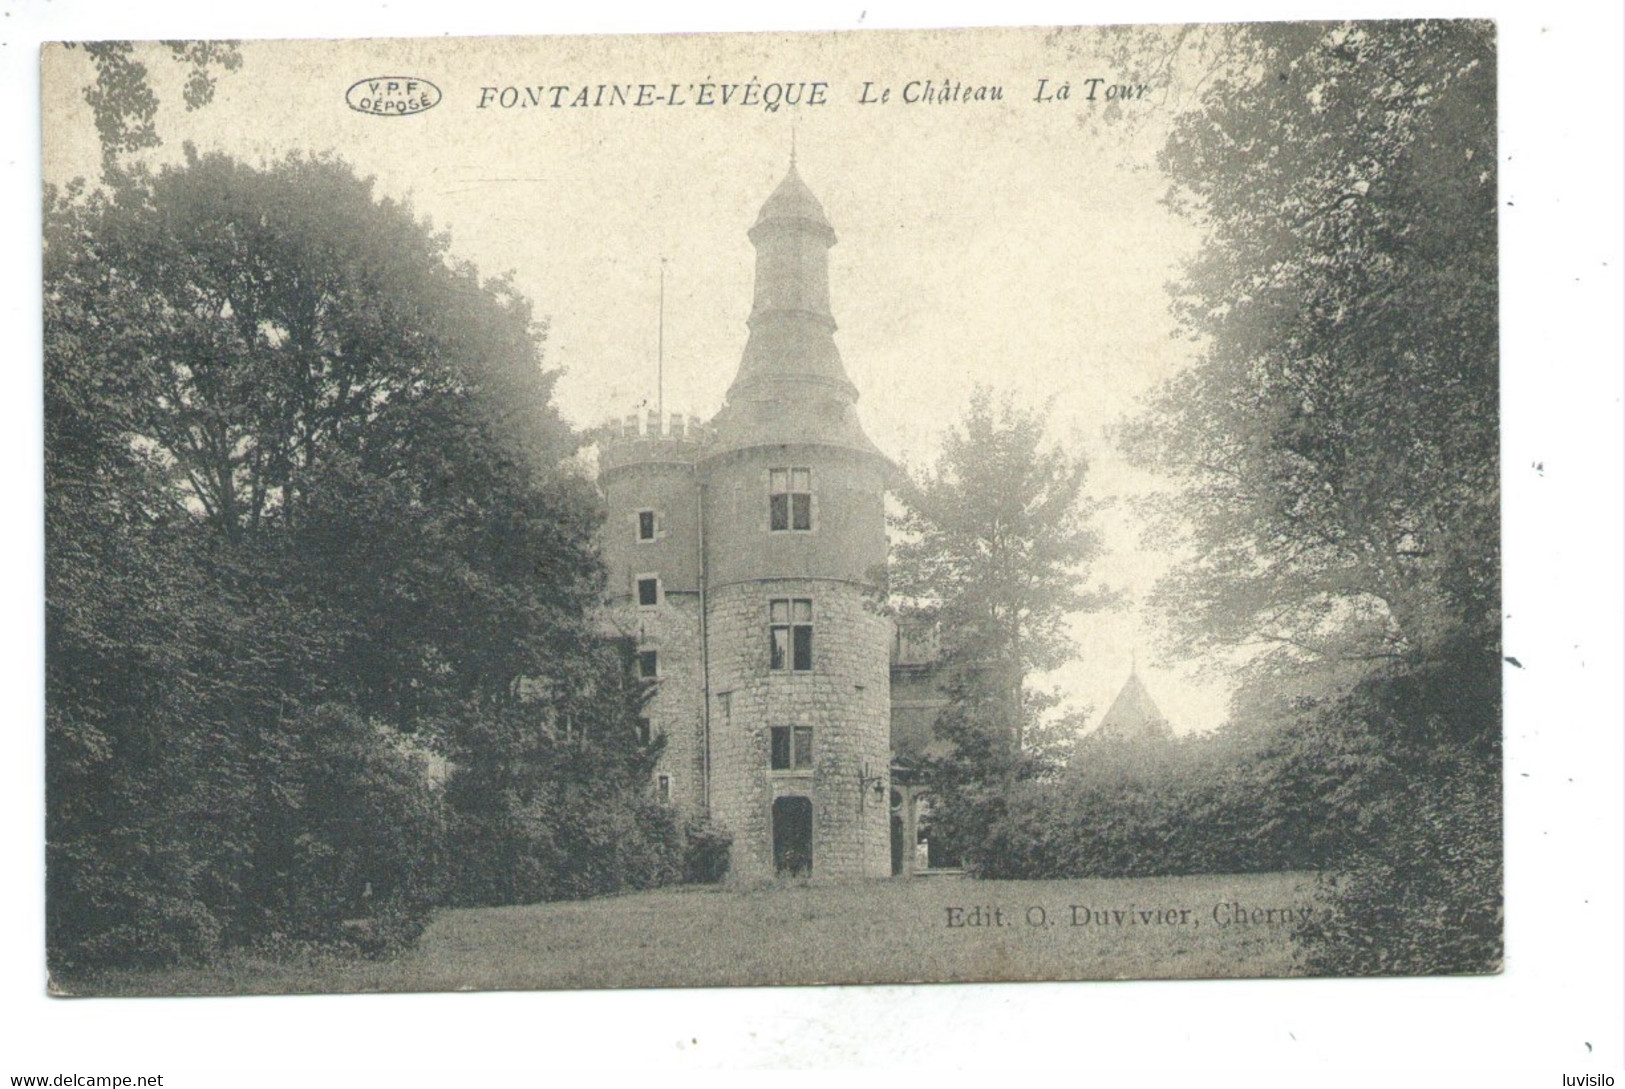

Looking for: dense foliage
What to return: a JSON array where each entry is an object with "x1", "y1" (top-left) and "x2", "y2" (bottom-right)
[
  {"x1": 1134, "y1": 21, "x2": 1498, "y2": 669},
  {"x1": 978, "y1": 668, "x2": 1422, "y2": 881},
  {"x1": 45, "y1": 151, "x2": 695, "y2": 974},
  {"x1": 442, "y1": 662, "x2": 683, "y2": 906},
  {"x1": 1122, "y1": 20, "x2": 1501, "y2": 974}
]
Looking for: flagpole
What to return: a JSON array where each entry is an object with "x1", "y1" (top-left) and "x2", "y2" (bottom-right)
[{"x1": 657, "y1": 257, "x2": 666, "y2": 426}]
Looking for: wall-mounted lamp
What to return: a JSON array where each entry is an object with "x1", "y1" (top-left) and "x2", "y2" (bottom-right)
[{"x1": 858, "y1": 761, "x2": 887, "y2": 805}]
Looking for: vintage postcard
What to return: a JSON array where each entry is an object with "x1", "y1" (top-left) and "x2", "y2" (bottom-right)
[{"x1": 41, "y1": 21, "x2": 1500, "y2": 996}]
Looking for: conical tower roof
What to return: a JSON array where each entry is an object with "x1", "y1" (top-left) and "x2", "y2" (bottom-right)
[
  {"x1": 1094, "y1": 669, "x2": 1173, "y2": 743},
  {"x1": 754, "y1": 162, "x2": 833, "y2": 233},
  {"x1": 707, "y1": 160, "x2": 882, "y2": 460}
]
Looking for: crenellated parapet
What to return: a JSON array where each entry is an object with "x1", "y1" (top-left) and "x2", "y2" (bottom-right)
[{"x1": 596, "y1": 408, "x2": 715, "y2": 475}]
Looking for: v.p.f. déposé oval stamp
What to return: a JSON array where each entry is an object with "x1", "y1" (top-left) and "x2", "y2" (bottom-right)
[{"x1": 345, "y1": 76, "x2": 442, "y2": 117}]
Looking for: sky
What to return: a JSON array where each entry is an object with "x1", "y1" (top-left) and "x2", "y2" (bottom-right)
[{"x1": 45, "y1": 28, "x2": 1267, "y2": 733}]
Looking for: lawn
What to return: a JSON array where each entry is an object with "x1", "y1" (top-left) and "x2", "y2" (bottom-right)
[{"x1": 62, "y1": 871, "x2": 1321, "y2": 996}]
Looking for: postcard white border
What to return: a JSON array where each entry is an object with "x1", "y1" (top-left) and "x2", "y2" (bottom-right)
[{"x1": 5, "y1": 0, "x2": 1621, "y2": 1079}]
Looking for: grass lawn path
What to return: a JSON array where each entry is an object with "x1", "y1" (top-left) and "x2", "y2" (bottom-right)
[{"x1": 67, "y1": 871, "x2": 1319, "y2": 996}]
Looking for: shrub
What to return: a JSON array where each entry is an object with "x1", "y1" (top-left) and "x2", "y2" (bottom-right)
[
  {"x1": 274, "y1": 705, "x2": 446, "y2": 947},
  {"x1": 444, "y1": 714, "x2": 696, "y2": 907},
  {"x1": 1295, "y1": 746, "x2": 1501, "y2": 976},
  {"x1": 979, "y1": 726, "x2": 1356, "y2": 881},
  {"x1": 975, "y1": 657, "x2": 1497, "y2": 926},
  {"x1": 682, "y1": 819, "x2": 733, "y2": 884}
]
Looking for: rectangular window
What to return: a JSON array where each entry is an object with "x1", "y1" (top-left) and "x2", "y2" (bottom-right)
[
  {"x1": 638, "y1": 650, "x2": 659, "y2": 681},
  {"x1": 769, "y1": 598, "x2": 813, "y2": 671},
  {"x1": 769, "y1": 468, "x2": 812, "y2": 531},
  {"x1": 657, "y1": 774, "x2": 672, "y2": 803},
  {"x1": 635, "y1": 716, "x2": 652, "y2": 745},
  {"x1": 637, "y1": 576, "x2": 660, "y2": 608},
  {"x1": 793, "y1": 621, "x2": 813, "y2": 671},
  {"x1": 637, "y1": 510, "x2": 657, "y2": 542},
  {"x1": 770, "y1": 726, "x2": 814, "y2": 770}
]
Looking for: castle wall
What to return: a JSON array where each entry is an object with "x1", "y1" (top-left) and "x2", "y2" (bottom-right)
[
  {"x1": 597, "y1": 443, "x2": 707, "y2": 814},
  {"x1": 596, "y1": 592, "x2": 707, "y2": 818},
  {"x1": 705, "y1": 578, "x2": 892, "y2": 881},
  {"x1": 598, "y1": 453, "x2": 701, "y2": 595},
  {"x1": 701, "y1": 446, "x2": 887, "y2": 588}
]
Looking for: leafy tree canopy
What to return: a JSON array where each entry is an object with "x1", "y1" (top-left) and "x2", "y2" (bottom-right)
[
  {"x1": 890, "y1": 387, "x2": 1112, "y2": 717},
  {"x1": 1127, "y1": 21, "x2": 1497, "y2": 677},
  {"x1": 47, "y1": 148, "x2": 592, "y2": 725},
  {"x1": 1118, "y1": 20, "x2": 1501, "y2": 975},
  {"x1": 44, "y1": 150, "x2": 680, "y2": 970},
  {"x1": 67, "y1": 40, "x2": 243, "y2": 177}
]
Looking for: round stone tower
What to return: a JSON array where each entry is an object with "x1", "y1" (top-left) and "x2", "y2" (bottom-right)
[
  {"x1": 595, "y1": 160, "x2": 891, "y2": 881},
  {"x1": 699, "y1": 162, "x2": 892, "y2": 881}
]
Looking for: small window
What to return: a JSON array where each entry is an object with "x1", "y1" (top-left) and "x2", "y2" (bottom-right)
[
  {"x1": 769, "y1": 468, "x2": 812, "y2": 532},
  {"x1": 637, "y1": 510, "x2": 657, "y2": 542},
  {"x1": 770, "y1": 726, "x2": 814, "y2": 770},
  {"x1": 657, "y1": 774, "x2": 672, "y2": 803},
  {"x1": 769, "y1": 598, "x2": 814, "y2": 671},
  {"x1": 635, "y1": 716, "x2": 652, "y2": 744},
  {"x1": 636, "y1": 576, "x2": 660, "y2": 608},
  {"x1": 638, "y1": 650, "x2": 659, "y2": 681}
]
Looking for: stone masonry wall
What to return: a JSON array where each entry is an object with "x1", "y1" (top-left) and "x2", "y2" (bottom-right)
[
  {"x1": 706, "y1": 578, "x2": 891, "y2": 881},
  {"x1": 598, "y1": 591, "x2": 705, "y2": 817}
]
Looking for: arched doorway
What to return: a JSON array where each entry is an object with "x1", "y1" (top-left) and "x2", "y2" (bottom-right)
[{"x1": 772, "y1": 796, "x2": 813, "y2": 876}]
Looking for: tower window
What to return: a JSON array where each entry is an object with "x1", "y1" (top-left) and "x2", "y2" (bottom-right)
[
  {"x1": 636, "y1": 575, "x2": 661, "y2": 608},
  {"x1": 635, "y1": 716, "x2": 652, "y2": 744},
  {"x1": 637, "y1": 510, "x2": 657, "y2": 542},
  {"x1": 769, "y1": 598, "x2": 814, "y2": 671},
  {"x1": 770, "y1": 726, "x2": 814, "y2": 770},
  {"x1": 657, "y1": 774, "x2": 672, "y2": 803},
  {"x1": 769, "y1": 468, "x2": 812, "y2": 531},
  {"x1": 638, "y1": 650, "x2": 659, "y2": 681}
]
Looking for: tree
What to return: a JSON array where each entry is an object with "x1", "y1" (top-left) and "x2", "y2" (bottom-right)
[
  {"x1": 888, "y1": 388, "x2": 1109, "y2": 868},
  {"x1": 441, "y1": 637, "x2": 677, "y2": 906},
  {"x1": 1127, "y1": 21, "x2": 1500, "y2": 973},
  {"x1": 50, "y1": 148, "x2": 588, "y2": 716},
  {"x1": 1129, "y1": 21, "x2": 1497, "y2": 676},
  {"x1": 44, "y1": 151, "x2": 668, "y2": 971},
  {"x1": 67, "y1": 40, "x2": 243, "y2": 177},
  {"x1": 892, "y1": 389, "x2": 1110, "y2": 737},
  {"x1": 46, "y1": 180, "x2": 259, "y2": 967}
]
